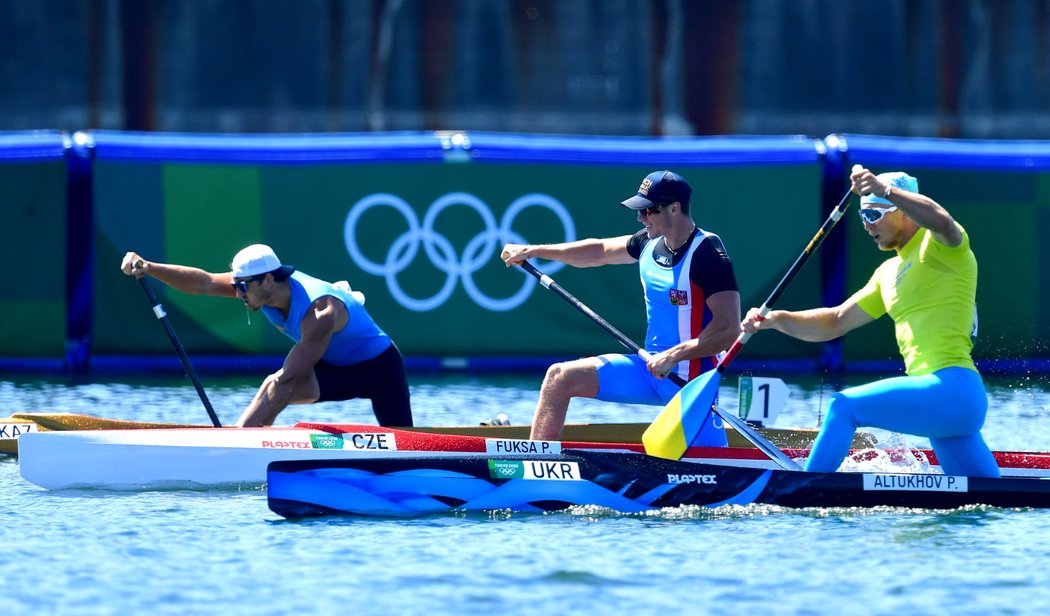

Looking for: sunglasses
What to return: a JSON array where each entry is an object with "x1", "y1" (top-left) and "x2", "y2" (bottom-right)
[
  {"x1": 858, "y1": 206, "x2": 898, "y2": 224},
  {"x1": 231, "y1": 274, "x2": 267, "y2": 293},
  {"x1": 639, "y1": 204, "x2": 666, "y2": 217}
]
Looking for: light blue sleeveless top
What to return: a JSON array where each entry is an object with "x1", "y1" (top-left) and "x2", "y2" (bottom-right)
[{"x1": 261, "y1": 271, "x2": 390, "y2": 365}]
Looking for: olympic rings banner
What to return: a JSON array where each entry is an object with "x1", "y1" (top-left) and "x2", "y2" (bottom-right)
[
  {"x1": 343, "y1": 191, "x2": 576, "y2": 313},
  {"x1": 88, "y1": 137, "x2": 829, "y2": 360}
]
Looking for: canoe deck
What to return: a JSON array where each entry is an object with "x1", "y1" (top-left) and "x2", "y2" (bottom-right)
[{"x1": 2, "y1": 411, "x2": 868, "y2": 456}]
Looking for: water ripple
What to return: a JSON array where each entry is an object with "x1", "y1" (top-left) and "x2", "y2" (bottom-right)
[{"x1": 2, "y1": 374, "x2": 1050, "y2": 615}]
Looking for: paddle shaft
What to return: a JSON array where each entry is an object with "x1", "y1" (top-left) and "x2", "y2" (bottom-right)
[
  {"x1": 138, "y1": 277, "x2": 223, "y2": 427},
  {"x1": 518, "y1": 260, "x2": 686, "y2": 388},
  {"x1": 717, "y1": 187, "x2": 856, "y2": 372}
]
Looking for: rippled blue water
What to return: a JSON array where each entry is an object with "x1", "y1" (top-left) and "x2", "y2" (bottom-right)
[{"x1": 2, "y1": 371, "x2": 1049, "y2": 615}]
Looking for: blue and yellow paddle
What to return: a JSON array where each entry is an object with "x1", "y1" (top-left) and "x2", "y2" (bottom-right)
[
  {"x1": 517, "y1": 260, "x2": 797, "y2": 470},
  {"x1": 642, "y1": 185, "x2": 858, "y2": 464}
]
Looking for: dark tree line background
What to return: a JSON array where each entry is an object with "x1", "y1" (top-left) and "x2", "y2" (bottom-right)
[{"x1": 3, "y1": 0, "x2": 1049, "y2": 138}]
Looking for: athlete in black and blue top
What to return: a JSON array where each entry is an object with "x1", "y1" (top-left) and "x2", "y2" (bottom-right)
[
  {"x1": 121, "y1": 244, "x2": 412, "y2": 428},
  {"x1": 501, "y1": 170, "x2": 741, "y2": 441}
]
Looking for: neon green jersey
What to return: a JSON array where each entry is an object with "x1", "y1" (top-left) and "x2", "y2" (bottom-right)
[{"x1": 850, "y1": 223, "x2": 978, "y2": 376}]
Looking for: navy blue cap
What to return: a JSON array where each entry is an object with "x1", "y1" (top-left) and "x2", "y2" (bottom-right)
[{"x1": 621, "y1": 170, "x2": 692, "y2": 210}]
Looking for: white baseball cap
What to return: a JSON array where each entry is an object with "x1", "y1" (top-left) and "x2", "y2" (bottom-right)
[{"x1": 230, "y1": 244, "x2": 295, "y2": 278}]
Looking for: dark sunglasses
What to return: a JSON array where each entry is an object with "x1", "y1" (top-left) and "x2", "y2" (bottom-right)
[
  {"x1": 858, "y1": 206, "x2": 898, "y2": 224},
  {"x1": 231, "y1": 274, "x2": 267, "y2": 293},
  {"x1": 639, "y1": 204, "x2": 666, "y2": 217}
]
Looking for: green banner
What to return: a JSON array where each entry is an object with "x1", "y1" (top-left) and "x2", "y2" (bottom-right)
[
  {"x1": 0, "y1": 161, "x2": 67, "y2": 356},
  {"x1": 93, "y1": 160, "x2": 825, "y2": 359}
]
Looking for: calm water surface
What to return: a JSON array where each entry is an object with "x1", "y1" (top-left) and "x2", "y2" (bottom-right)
[{"x1": 1, "y1": 371, "x2": 1049, "y2": 615}]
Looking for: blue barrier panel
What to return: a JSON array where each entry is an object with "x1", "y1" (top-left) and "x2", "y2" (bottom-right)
[
  {"x1": 86, "y1": 130, "x2": 452, "y2": 163},
  {"x1": 836, "y1": 133, "x2": 1050, "y2": 170},
  {"x1": 8, "y1": 128, "x2": 1050, "y2": 375},
  {"x1": 465, "y1": 132, "x2": 825, "y2": 165},
  {"x1": 0, "y1": 131, "x2": 68, "y2": 160}
]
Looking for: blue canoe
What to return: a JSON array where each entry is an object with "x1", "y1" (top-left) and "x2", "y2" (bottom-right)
[{"x1": 267, "y1": 450, "x2": 1050, "y2": 518}]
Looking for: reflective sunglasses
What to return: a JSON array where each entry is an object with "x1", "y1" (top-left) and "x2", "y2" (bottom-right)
[
  {"x1": 639, "y1": 204, "x2": 666, "y2": 217},
  {"x1": 858, "y1": 206, "x2": 898, "y2": 224},
  {"x1": 231, "y1": 274, "x2": 267, "y2": 293}
]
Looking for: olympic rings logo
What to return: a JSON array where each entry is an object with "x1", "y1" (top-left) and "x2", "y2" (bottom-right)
[{"x1": 343, "y1": 192, "x2": 576, "y2": 311}]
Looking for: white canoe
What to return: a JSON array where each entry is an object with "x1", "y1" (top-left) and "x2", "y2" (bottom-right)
[
  {"x1": 15, "y1": 425, "x2": 632, "y2": 491},
  {"x1": 17, "y1": 424, "x2": 1050, "y2": 491},
  {"x1": 1, "y1": 412, "x2": 837, "y2": 456}
]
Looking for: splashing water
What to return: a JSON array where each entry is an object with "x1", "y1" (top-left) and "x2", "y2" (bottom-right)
[{"x1": 838, "y1": 432, "x2": 934, "y2": 473}]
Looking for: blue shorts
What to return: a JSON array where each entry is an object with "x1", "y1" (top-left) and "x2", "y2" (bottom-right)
[
  {"x1": 594, "y1": 353, "x2": 682, "y2": 405},
  {"x1": 805, "y1": 367, "x2": 999, "y2": 477},
  {"x1": 595, "y1": 353, "x2": 726, "y2": 447}
]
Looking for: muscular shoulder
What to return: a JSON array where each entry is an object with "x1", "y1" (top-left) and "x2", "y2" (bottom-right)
[
  {"x1": 303, "y1": 295, "x2": 348, "y2": 336},
  {"x1": 928, "y1": 222, "x2": 971, "y2": 254}
]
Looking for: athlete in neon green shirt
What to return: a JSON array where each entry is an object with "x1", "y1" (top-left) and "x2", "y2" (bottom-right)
[{"x1": 741, "y1": 167, "x2": 999, "y2": 477}]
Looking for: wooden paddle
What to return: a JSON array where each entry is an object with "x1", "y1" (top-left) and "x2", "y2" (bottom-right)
[
  {"x1": 642, "y1": 185, "x2": 858, "y2": 464},
  {"x1": 137, "y1": 277, "x2": 223, "y2": 427},
  {"x1": 516, "y1": 260, "x2": 797, "y2": 470}
]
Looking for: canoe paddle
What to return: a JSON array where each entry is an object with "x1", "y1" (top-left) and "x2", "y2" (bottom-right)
[
  {"x1": 137, "y1": 277, "x2": 223, "y2": 427},
  {"x1": 642, "y1": 185, "x2": 858, "y2": 465},
  {"x1": 516, "y1": 260, "x2": 796, "y2": 470}
]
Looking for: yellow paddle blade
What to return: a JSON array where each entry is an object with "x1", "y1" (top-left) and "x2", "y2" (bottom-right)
[
  {"x1": 642, "y1": 394, "x2": 689, "y2": 459},
  {"x1": 642, "y1": 369, "x2": 723, "y2": 460}
]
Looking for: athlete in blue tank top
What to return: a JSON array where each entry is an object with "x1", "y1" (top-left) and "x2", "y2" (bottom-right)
[
  {"x1": 121, "y1": 244, "x2": 412, "y2": 428},
  {"x1": 502, "y1": 170, "x2": 741, "y2": 442}
]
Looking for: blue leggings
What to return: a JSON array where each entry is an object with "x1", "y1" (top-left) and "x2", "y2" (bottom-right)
[{"x1": 805, "y1": 367, "x2": 1000, "y2": 478}]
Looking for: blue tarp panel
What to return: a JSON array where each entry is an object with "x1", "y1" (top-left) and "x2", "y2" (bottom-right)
[
  {"x1": 834, "y1": 133, "x2": 1050, "y2": 171},
  {"x1": 0, "y1": 131, "x2": 68, "y2": 161},
  {"x1": 466, "y1": 132, "x2": 826, "y2": 165},
  {"x1": 83, "y1": 130, "x2": 451, "y2": 163}
]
